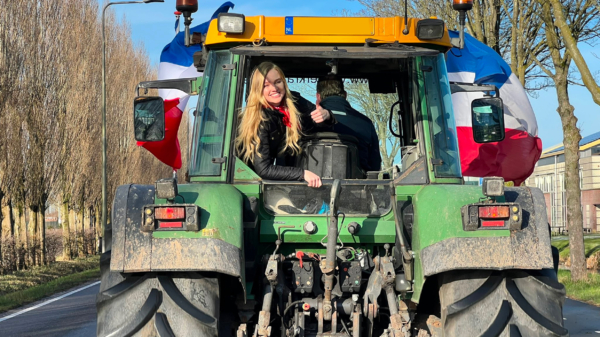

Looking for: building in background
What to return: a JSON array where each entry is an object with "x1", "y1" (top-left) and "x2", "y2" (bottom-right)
[
  {"x1": 45, "y1": 205, "x2": 59, "y2": 229},
  {"x1": 527, "y1": 131, "x2": 600, "y2": 233}
]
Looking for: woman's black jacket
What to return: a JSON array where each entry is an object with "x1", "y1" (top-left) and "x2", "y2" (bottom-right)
[{"x1": 249, "y1": 92, "x2": 334, "y2": 181}]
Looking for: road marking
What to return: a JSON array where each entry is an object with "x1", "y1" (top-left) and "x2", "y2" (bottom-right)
[{"x1": 0, "y1": 281, "x2": 100, "y2": 323}]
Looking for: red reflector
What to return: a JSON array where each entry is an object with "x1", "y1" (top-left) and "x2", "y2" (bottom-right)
[
  {"x1": 481, "y1": 220, "x2": 505, "y2": 227},
  {"x1": 479, "y1": 206, "x2": 509, "y2": 219},
  {"x1": 155, "y1": 207, "x2": 185, "y2": 220},
  {"x1": 159, "y1": 221, "x2": 183, "y2": 228}
]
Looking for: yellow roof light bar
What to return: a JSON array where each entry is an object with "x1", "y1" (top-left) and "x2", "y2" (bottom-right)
[{"x1": 205, "y1": 16, "x2": 452, "y2": 49}]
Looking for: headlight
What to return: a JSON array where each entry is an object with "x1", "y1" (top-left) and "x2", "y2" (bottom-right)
[
  {"x1": 416, "y1": 19, "x2": 445, "y2": 40},
  {"x1": 218, "y1": 13, "x2": 245, "y2": 34}
]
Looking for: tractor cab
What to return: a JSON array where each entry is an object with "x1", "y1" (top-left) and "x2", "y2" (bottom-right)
[{"x1": 183, "y1": 22, "x2": 467, "y2": 218}]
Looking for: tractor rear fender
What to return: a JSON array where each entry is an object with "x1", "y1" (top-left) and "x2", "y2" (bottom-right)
[
  {"x1": 410, "y1": 186, "x2": 553, "y2": 303},
  {"x1": 109, "y1": 184, "x2": 245, "y2": 294}
]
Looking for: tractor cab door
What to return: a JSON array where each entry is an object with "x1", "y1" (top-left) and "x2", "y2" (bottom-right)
[{"x1": 188, "y1": 50, "x2": 237, "y2": 182}]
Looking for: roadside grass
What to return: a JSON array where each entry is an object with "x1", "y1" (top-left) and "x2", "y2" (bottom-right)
[
  {"x1": 551, "y1": 236, "x2": 600, "y2": 261},
  {"x1": 0, "y1": 255, "x2": 100, "y2": 313},
  {"x1": 558, "y1": 270, "x2": 600, "y2": 306}
]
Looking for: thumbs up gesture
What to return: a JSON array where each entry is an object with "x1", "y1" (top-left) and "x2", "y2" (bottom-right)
[{"x1": 310, "y1": 103, "x2": 331, "y2": 124}]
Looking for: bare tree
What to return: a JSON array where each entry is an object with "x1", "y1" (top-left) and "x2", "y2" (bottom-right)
[
  {"x1": 531, "y1": 0, "x2": 600, "y2": 281},
  {"x1": 356, "y1": 0, "x2": 507, "y2": 53},
  {"x1": 0, "y1": 0, "x2": 169, "y2": 268},
  {"x1": 345, "y1": 83, "x2": 401, "y2": 169},
  {"x1": 501, "y1": 0, "x2": 550, "y2": 91},
  {"x1": 547, "y1": 0, "x2": 600, "y2": 105}
]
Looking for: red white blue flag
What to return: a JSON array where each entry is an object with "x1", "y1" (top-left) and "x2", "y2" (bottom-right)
[
  {"x1": 446, "y1": 31, "x2": 542, "y2": 185},
  {"x1": 137, "y1": 2, "x2": 235, "y2": 169}
]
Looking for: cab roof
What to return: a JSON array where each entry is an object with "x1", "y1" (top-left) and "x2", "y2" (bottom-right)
[{"x1": 204, "y1": 16, "x2": 452, "y2": 50}]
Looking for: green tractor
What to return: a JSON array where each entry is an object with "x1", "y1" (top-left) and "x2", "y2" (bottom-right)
[{"x1": 96, "y1": 5, "x2": 566, "y2": 337}]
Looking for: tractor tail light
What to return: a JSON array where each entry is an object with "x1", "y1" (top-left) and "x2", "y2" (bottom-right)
[
  {"x1": 481, "y1": 220, "x2": 505, "y2": 227},
  {"x1": 478, "y1": 206, "x2": 509, "y2": 219},
  {"x1": 159, "y1": 221, "x2": 184, "y2": 228},
  {"x1": 155, "y1": 207, "x2": 185, "y2": 220},
  {"x1": 462, "y1": 203, "x2": 522, "y2": 231}
]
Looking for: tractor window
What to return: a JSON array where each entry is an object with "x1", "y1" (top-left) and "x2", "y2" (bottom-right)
[
  {"x1": 237, "y1": 56, "x2": 418, "y2": 179},
  {"x1": 263, "y1": 181, "x2": 392, "y2": 216},
  {"x1": 234, "y1": 54, "x2": 423, "y2": 216},
  {"x1": 278, "y1": 77, "x2": 402, "y2": 174},
  {"x1": 422, "y1": 54, "x2": 461, "y2": 178},
  {"x1": 189, "y1": 50, "x2": 233, "y2": 176}
]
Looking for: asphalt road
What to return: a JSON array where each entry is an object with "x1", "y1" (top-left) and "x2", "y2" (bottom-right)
[
  {"x1": 0, "y1": 283, "x2": 598, "y2": 337},
  {"x1": 0, "y1": 281, "x2": 99, "y2": 337}
]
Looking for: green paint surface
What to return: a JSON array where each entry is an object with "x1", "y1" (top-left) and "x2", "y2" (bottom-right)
[
  {"x1": 412, "y1": 184, "x2": 509, "y2": 249},
  {"x1": 153, "y1": 184, "x2": 243, "y2": 249},
  {"x1": 260, "y1": 216, "x2": 396, "y2": 243},
  {"x1": 410, "y1": 184, "x2": 510, "y2": 302},
  {"x1": 234, "y1": 158, "x2": 261, "y2": 182}
]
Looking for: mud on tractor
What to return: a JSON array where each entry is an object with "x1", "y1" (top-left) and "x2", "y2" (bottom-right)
[{"x1": 96, "y1": 2, "x2": 567, "y2": 337}]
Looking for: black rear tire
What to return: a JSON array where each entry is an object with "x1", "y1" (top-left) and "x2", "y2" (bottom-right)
[
  {"x1": 96, "y1": 251, "x2": 221, "y2": 337},
  {"x1": 439, "y1": 270, "x2": 568, "y2": 337}
]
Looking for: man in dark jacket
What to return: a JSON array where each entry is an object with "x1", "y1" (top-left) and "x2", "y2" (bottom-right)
[{"x1": 316, "y1": 75, "x2": 382, "y2": 172}]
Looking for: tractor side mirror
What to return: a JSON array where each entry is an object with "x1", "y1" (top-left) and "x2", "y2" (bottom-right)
[
  {"x1": 134, "y1": 96, "x2": 165, "y2": 142},
  {"x1": 471, "y1": 97, "x2": 505, "y2": 143}
]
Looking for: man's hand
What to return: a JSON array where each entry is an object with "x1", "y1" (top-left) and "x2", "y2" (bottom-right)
[{"x1": 310, "y1": 104, "x2": 331, "y2": 124}]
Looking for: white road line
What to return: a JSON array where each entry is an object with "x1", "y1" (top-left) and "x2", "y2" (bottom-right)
[{"x1": 0, "y1": 281, "x2": 100, "y2": 323}]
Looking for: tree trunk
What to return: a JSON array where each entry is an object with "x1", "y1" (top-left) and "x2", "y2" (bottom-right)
[
  {"x1": 8, "y1": 201, "x2": 15, "y2": 237},
  {"x1": 70, "y1": 208, "x2": 78, "y2": 257},
  {"x1": 15, "y1": 203, "x2": 24, "y2": 270},
  {"x1": 555, "y1": 74, "x2": 587, "y2": 281},
  {"x1": 0, "y1": 191, "x2": 3, "y2": 270},
  {"x1": 28, "y1": 206, "x2": 38, "y2": 266},
  {"x1": 8, "y1": 200, "x2": 16, "y2": 270},
  {"x1": 61, "y1": 200, "x2": 71, "y2": 260},
  {"x1": 79, "y1": 207, "x2": 85, "y2": 256},
  {"x1": 21, "y1": 205, "x2": 29, "y2": 268},
  {"x1": 40, "y1": 201, "x2": 46, "y2": 265}
]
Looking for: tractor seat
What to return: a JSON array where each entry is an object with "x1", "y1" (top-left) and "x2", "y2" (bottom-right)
[{"x1": 296, "y1": 132, "x2": 364, "y2": 179}]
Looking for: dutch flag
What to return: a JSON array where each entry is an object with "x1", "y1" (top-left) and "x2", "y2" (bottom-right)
[
  {"x1": 447, "y1": 31, "x2": 542, "y2": 185},
  {"x1": 137, "y1": 2, "x2": 235, "y2": 170}
]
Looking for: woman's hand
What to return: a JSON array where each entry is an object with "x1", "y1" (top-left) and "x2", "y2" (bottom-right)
[
  {"x1": 304, "y1": 170, "x2": 322, "y2": 188},
  {"x1": 310, "y1": 104, "x2": 331, "y2": 124}
]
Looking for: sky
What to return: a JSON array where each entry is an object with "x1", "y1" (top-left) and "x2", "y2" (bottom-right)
[{"x1": 111, "y1": 0, "x2": 600, "y2": 149}]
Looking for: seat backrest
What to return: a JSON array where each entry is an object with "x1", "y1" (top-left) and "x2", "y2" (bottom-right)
[{"x1": 297, "y1": 133, "x2": 364, "y2": 179}]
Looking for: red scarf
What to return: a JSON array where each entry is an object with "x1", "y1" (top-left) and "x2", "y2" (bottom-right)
[{"x1": 272, "y1": 105, "x2": 291, "y2": 128}]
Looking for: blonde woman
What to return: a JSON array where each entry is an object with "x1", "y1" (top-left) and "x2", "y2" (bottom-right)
[{"x1": 236, "y1": 62, "x2": 334, "y2": 188}]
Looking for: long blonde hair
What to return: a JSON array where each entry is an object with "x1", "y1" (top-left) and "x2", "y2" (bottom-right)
[{"x1": 236, "y1": 62, "x2": 302, "y2": 164}]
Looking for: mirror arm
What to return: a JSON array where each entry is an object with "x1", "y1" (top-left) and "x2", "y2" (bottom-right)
[
  {"x1": 136, "y1": 77, "x2": 197, "y2": 96},
  {"x1": 449, "y1": 82, "x2": 499, "y2": 98}
]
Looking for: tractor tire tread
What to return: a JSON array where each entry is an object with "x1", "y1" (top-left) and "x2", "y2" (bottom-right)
[
  {"x1": 157, "y1": 275, "x2": 217, "y2": 328},
  {"x1": 447, "y1": 272, "x2": 503, "y2": 316},
  {"x1": 440, "y1": 270, "x2": 568, "y2": 337},
  {"x1": 97, "y1": 270, "x2": 219, "y2": 337},
  {"x1": 100, "y1": 288, "x2": 162, "y2": 337},
  {"x1": 506, "y1": 278, "x2": 568, "y2": 336},
  {"x1": 154, "y1": 312, "x2": 176, "y2": 337}
]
